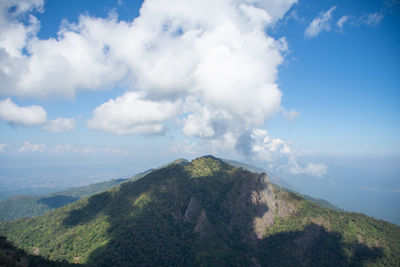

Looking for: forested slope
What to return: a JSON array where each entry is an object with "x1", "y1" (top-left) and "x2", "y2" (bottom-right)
[{"x1": 0, "y1": 156, "x2": 398, "y2": 266}]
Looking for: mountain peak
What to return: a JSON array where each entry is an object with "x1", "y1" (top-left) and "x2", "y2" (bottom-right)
[
  {"x1": 0, "y1": 157, "x2": 399, "y2": 266},
  {"x1": 185, "y1": 155, "x2": 232, "y2": 178}
]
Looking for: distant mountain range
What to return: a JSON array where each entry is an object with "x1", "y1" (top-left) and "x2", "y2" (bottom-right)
[{"x1": 0, "y1": 156, "x2": 398, "y2": 266}]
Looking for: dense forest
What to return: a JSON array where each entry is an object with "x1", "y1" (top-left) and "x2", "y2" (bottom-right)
[
  {"x1": 0, "y1": 156, "x2": 398, "y2": 266},
  {"x1": 0, "y1": 179, "x2": 127, "y2": 222}
]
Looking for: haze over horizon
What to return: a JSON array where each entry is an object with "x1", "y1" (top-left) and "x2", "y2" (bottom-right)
[{"x1": 0, "y1": 0, "x2": 399, "y2": 224}]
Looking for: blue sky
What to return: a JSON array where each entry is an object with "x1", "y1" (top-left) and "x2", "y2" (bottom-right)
[{"x1": 0, "y1": 0, "x2": 399, "y2": 182}]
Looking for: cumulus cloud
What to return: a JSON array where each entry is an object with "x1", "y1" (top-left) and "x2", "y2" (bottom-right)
[
  {"x1": 43, "y1": 117, "x2": 76, "y2": 133},
  {"x1": 286, "y1": 157, "x2": 327, "y2": 177},
  {"x1": 0, "y1": 143, "x2": 10, "y2": 152},
  {"x1": 88, "y1": 92, "x2": 181, "y2": 134},
  {"x1": 19, "y1": 141, "x2": 46, "y2": 152},
  {"x1": 0, "y1": 98, "x2": 47, "y2": 126},
  {"x1": 1, "y1": 0, "x2": 326, "y2": 176},
  {"x1": 0, "y1": 0, "x2": 295, "y2": 99},
  {"x1": 249, "y1": 129, "x2": 327, "y2": 177},
  {"x1": 0, "y1": 98, "x2": 75, "y2": 132},
  {"x1": 172, "y1": 128, "x2": 327, "y2": 177},
  {"x1": 82, "y1": 0, "x2": 290, "y2": 138},
  {"x1": 85, "y1": 0, "x2": 293, "y2": 139},
  {"x1": 0, "y1": 0, "x2": 123, "y2": 98},
  {"x1": 0, "y1": 0, "x2": 43, "y2": 57},
  {"x1": 1, "y1": 0, "x2": 289, "y2": 135},
  {"x1": 305, "y1": 6, "x2": 336, "y2": 38}
]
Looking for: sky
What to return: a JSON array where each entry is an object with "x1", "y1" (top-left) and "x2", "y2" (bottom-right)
[{"x1": 0, "y1": 0, "x2": 399, "y2": 191}]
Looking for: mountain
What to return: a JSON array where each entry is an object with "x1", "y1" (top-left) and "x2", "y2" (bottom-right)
[
  {"x1": 0, "y1": 156, "x2": 399, "y2": 266},
  {"x1": 0, "y1": 159, "x2": 188, "y2": 222},
  {"x1": 222, "y1": 158, "x2": 342, "y2": 211},
  {"x1": 0, "y1": 178, "x2": 127, "y2": 222}
]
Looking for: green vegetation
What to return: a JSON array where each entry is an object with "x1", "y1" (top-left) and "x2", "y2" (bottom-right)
[
  {"x1": 0, "y1": 160, "x2": 187, "y2": 222},
  {"x1": 0, "y1": 179, "x2": 127, "y2": 222},
  {"x1": 0, "y1": 156, "x2": 398, "y2": 266},
  {"x1": 0, "y1": 235, "x2": 78, "y2": 266}
]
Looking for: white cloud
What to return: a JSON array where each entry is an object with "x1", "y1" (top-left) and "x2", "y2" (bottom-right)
[
  {"x1": 282, "y1": 109, "x2": 299, "y2": 120},
  {"x1": 19, "y1": 141, "x2": 46, "y2": 152},
  {"x1": 244, "y1": 0, "x2": 298, "y2": 23},
  {"x1": 0, "y1": 98, "x2": 75, "y2": 132},
  {"x1": 169, "y1": 139, "x2": 200, "y2": 155},
  {"x1": 88, "y1": 92, "x2": 181, "y2": 135},
  {"x1": 249, "y1": 129, "x2": 327, "y2": 177},
  {"x1": 337, "y1": 15, "x2": 349, "y2": 29},
  {"x1": 0, "y1": 1, "x2": 124, "y2": 98},
  {"x1": 1, "y1": 0, "x2": 290, "y2": 137},
  {"x1": 0, "y1": 0, "x2": 293, "y2": 100},
  {"x1": 52, "y1": 144, "x2": 73, "y2": 153},
  {"x1": 365, "y1": 12, "x2": 383, "y2": 26},
  {"x1": 0, "y1": 0, "x2": 43, "y2": 57},
  {"x1": 0, "y1": 143, "x2": 10, "y2": 152},
  {"x1": 182, "y1": 106, "x2": 218, "y2": 138},
  {"x1": 0, "y1": 98, "x2": 47, "y2": 126},
  {"x1": 0, "y1": 0, "x2": 325, "y2": 176},
  {"x1": 172, "y1": 128, "x2": 328, "y2": 177},
  {"x1": 52, "y1": 144, "x2": 128, "y2": 154},
  {"x1": 1, "y1": 0, "x2": 292, "y2": 136},
  {"x1": 43, "y1": 117, "x2": 76, "y2": 133},
  {"x1": 305, "y1": 6, "x2": 336, "y2": 39},
  {"x1": 250, "y1": 129, "x2": 291, "y2": 158},
  {"x1": 336, "y1": 13, "x2": 383, "y2": 30},
  {"x1": 83, "y1": 0, "x2": 291, "y2": 137},
  {"x1": 303, "y1": 162, "x2": 327, "y2": 177},
  {"x1": 286, "y1": 160, "x2": 327, "y2": 178}
]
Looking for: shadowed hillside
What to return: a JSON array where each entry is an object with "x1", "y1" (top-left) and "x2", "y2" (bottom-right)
[
  {"x1": 0, "y1": 156, "x2": 398, "y2": 266},
  {"x1": 0, "y1": 178, "x2": 129, "y2": 222},
  {"x1": 0, "y1": 235, "x2": 79, "y2": 266}
]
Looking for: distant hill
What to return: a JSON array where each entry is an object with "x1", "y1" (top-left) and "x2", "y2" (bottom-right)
[
  {"x1": 0, "y1": 178, "x2": 127, "y2": 222},
  {"x1": 0, "y1": 156, "x2": 398, "y2": 266},
  {"x1": 0, "y1": 159, "x2": 190, "y2": 222}
]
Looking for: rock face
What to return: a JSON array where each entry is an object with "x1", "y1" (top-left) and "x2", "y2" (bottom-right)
[
  {"x1": 183, "y1": 196, "x2": 202, "y2": 223},
  {"x1": 2, "y1": 156, "x2": 398, "y2": 267},
  {"x1": 277, "y1": 199, "x2": 295, "y2": 219},
  {"x1": 229, "y1": 172, "x2": 276, "y2": 242},
  {"x1": 251, "y1": 173, "x2": 276, "y2": 239},
  {"x1": 183, "y1": 171, "x2": 277, "y2": 243}
]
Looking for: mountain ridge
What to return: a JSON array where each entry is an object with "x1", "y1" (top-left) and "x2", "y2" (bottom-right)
[
  {"x1": 0, "y1": 157, "x2": 341, "y2": 222},
  {"x1": 0, "y1": 156, "x2": 399, "y2": 266}
]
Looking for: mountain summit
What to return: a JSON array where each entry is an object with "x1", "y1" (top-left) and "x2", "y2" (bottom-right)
[{"x1": 1, "y1": 156, "x2": 399, "y2": 266}]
